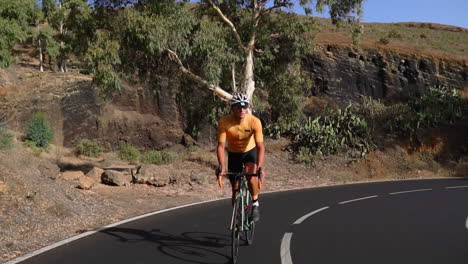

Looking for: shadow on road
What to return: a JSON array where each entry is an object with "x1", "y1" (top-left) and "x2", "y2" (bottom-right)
[{"x1": 100, "y1": 227, "x2": 233, "y2": 264}]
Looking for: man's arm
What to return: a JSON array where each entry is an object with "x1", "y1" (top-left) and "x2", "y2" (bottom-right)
[
  {"x1": 256, "y1": 141, "x2": 265, "y2": 171},
  {"x1": 216, "y1": 141, "x2": 226, "y2": 188}
]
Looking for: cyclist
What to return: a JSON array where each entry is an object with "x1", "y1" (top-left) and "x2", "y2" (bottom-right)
[{"x1": 215, "y1": 92, "x2": 266, "y2": 222}]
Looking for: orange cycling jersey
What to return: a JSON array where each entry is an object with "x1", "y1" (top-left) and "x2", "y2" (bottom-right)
[{"x1": 218, "y1": 113, "x2": 263, "y2": 153}]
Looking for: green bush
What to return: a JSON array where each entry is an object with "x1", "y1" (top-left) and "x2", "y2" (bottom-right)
[
  {"x1": 25, "y1": 112, "x2": 53, "y2": 148},
  {"x1": 291, "y1": 105, "x2": 374, "y2": 157},
  {"x1": 387, "y1": 86, "x2": 465, "y2": 137},
  {"x1": 24, "y1": 140, "x2": 43, "y2": 155},
  {"x1": 0, "y1": 126, "x2": 14, "y2": 150},
  {"x1": 76, "y1": 139, "x2": 103, "y2": 157},
  {"x1": 377, "y1": 37, "x2": 390, "y2": 45},
  {"x1": 118, "y1": 144, "x2": 140, "y2": 162},
  {"x1": 142, "y1": 150, "x2": 174, "y2": 165}
]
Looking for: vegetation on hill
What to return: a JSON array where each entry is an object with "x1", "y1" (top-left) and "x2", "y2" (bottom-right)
[
  {"x1": 1, "y1": 0, "x2": 467, "y2": 162},
  {"x1": 313, "y1": 18, "x2": 467, "y2": 59}
]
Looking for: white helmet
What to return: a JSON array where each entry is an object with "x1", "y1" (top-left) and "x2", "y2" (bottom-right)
[{"x1": 230, "y1": 92, "x2": 249, "y2": 106}]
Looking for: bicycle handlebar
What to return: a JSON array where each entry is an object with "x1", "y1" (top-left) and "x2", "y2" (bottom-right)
[{"x1": 220, "y1": 172, "x2": 260, "y2": 177}]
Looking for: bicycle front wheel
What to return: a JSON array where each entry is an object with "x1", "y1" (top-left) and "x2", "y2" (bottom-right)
[
  {"x1": 231, "y1": 198, "x2": 242, "y2": 263},
  {"x1": 244, "y1": 196, "x2": 255, "y2": 245}
]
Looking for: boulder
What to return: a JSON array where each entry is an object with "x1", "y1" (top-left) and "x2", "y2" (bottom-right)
[
  {"x1": 102, "y1": 170, "x2": 132, "y2": 186},
  {"x1": 58, "y1": 157, "x2": 100, "y2": 172},
  {"x1": 0, "y1": 180, "x2": 7, "y2": 194},
  {"x1": 86, "y1": 167, "x2": 104, "y2": 182},
  {"x1": 133, "y1": 164, "x2": 174, "y2": 187},
  {"x1": 61, "y1": 171, "x2": 84, "y2": 181},
  {"x1": 78, "y1": 176, "x2": 97, "y2": 190},
  {"x1": 38, "y1": 163, "x2": 61, "y2": 180}
]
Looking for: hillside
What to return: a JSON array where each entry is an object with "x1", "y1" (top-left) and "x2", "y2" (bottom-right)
[
  {"x1": 312, "y1": 18, "x2": 468, "y2": 60},
  {"x1": 0, "y1": 19, "x2": 467, "y2": 263}
]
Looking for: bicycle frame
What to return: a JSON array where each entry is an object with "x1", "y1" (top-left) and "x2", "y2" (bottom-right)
[{"x1": 229, "y1": 173, "x2": 254, "y2": 233}]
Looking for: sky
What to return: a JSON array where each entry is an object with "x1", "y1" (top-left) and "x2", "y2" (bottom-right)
[
  {"x1": 303, "y1": 0, "x2": 468, "y2": 28},
  {"x1": 39, "y1": 0, "x2": 468, "y2": 29}
]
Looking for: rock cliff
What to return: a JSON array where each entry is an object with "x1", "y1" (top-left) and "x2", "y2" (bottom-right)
[{"x1": 304, "y1": 44, "x2": 467, "y2": 103}]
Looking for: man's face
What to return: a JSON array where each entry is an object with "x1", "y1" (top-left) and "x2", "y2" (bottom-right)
[{"x1": 231, "y1": 102, "x2": 249, "y2": 119}]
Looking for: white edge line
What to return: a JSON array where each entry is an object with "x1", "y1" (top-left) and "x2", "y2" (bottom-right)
[
  {"x1": 466, "y1": 217, "x2": 468, "y2": 230},
  {"x1": 280, "y1": 232, "x2": 293, "y2": 264},
  {"x1": 446, "y1": 185, "x2": 468, "y2": 189},
  {"x1": 293, "y1": 206, "x2": 329, "y2": 225},
  {"x1": 339, "y1": 195, "x2": 378, "y2": 205},
  {"x1": 389, "y1": 188, "x2": 432, "y2": 195},
  {"x1": 3, "y1": 198, "x2": 220, "y2": 264}
]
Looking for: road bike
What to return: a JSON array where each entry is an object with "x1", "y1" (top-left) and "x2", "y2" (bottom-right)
[{"x1": 223, "y1": 171, "x2": 259, "y2": 264}]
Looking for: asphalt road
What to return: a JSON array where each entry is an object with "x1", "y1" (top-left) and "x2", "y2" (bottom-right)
[{"x1": 10, "y1": 178, "x2": 468, "y2": 264}]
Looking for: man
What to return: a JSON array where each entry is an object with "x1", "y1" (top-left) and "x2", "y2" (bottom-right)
[{"x1": 216, "y1": 92, "x2": 266, "y2": 222}]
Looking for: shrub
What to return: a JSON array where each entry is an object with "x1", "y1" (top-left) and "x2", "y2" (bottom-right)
[
  {"x1": 377, "y1": 38, "x2": 390, "y2": 45},
  {"x1": 291, "y1": 105, "x2": 374, "y2": 157},
  {"x1": 142, "y1": 150, "x2": 174, "y2": 165},
  {"x1": 0, "y1": 126, "x2": 14, "y2": 150},
  {"x1": 118, "y1": 144, "x2": 140, "y2": 162},
  {"x1": 25, "y1": 112, "x2": 53, "y2": 148},
  {"x1": 387, "y1": 86, "x2": 465, "y2": 138},
  {"x1": 76, "y1": 139, "x2": 103, "y2": 157},
  {"x1": 24, "y1": 140, "x2": 43, "y2": 155},
  {"x1": 388, "y1": 29, "x2": 402, "y2": 39}
]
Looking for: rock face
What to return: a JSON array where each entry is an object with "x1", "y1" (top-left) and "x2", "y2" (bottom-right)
[
  {"x1": 303, "y1": 44, "x2": 467, "y2": 103},
  {"x1": 61, "y1": 81, "x2": 185, "y2": 150}
]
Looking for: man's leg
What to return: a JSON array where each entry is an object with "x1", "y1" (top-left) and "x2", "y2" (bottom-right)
[
  {"x1": 230, "y1": 178, "x2": 239, "y2": 206},
  {"x1": 245, "y1": 162, "x2": 260, "y2": 221},
  {"x1": 245, "y1": 162, "x2": 259, "y2": 200}
]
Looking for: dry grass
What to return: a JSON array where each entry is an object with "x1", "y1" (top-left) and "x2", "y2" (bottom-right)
[{"x1": 309, "y1": 17, "x2": 468, "y2": 61}]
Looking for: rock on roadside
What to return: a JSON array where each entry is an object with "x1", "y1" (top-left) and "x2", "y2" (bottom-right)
[
  {"x1": 102, "y1": 170, "x2": 132, "y2": 186},
  {"x1": 0, "y1": 180, "x2": 7, "y2": 194},
  {"x1": 133, "y1": 164, "x2": 174, "y2": 187},
  {"x1": 86, "y1": 167, "x2": 104, "y2": 183},
  {"x1": 61, "y1": 171, "x2": 84, "y2": 181},
  {"x1": 38, "y1": 163, "x2": 60, "y2": 180},
  {"x1": 78, "y1": 176, "x2": 97, "y2": 190}
]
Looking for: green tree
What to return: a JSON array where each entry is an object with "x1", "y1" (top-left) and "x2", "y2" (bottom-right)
[
  {"x1": 33, "y1": 27, "x2": 60, "y2": 72},
  {"x1": 0, "y1": 0, "x2": 37, "y2": 68},
  {"x1": 45, "y1": 0, "x2": 92, "y2": 72},
  {"x1": 87, "y1": 0, "x2": 363, "y2": 105},
  {"x1": 26, "y1": 112, "x2": 54, "y2": 148}
]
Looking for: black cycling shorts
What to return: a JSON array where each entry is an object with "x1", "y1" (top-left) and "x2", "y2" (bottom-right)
[{"x1": 228, "y1": 147, "x2": 258, "y2": 179}]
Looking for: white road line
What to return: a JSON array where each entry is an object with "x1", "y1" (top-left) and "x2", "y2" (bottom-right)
[
  {"x1": 446, "y1": 185, "x2": 468, "y2": 189},
  {"x1": 3, "y1": 199, "x2": 220, "y2": 264},
  {"x1": 389, "y1": 188, "x2": 432, "y2": 195},
  {"x1": 280, "y1": 232, "x2": 293, "y2": 264},
  {"x1": 339, "y1": 195, "x2": 378, "y2": 204},
  {"x1": 293, "y1": 206, "x2": 330, "y2": 225},
  {"x1": 466, "y1": 217, "x2": 468, "y2": 230}
]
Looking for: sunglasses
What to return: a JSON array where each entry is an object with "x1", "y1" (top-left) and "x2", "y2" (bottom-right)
[{"x1": 233, "y1": 103, "x2": 249, "y2": 109}]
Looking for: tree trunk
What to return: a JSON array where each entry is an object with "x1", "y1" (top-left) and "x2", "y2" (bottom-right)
[
  {"x1": 38, "y1": 39, "x2": 43, "y2": 72},
  {"x1": 241, "y1": 49, "x2": 255, "y2": 102},
  {"x1": 59, "y1": 1, "x2": 66, "y2": 73}
]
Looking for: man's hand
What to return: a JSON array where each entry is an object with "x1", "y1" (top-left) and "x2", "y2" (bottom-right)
[
  {"x1": 257, "y1": 167, "x2": 265, "y2": 189},
  {"x1": 215, "y1": 165, "x2": 225, "y2": 188}
]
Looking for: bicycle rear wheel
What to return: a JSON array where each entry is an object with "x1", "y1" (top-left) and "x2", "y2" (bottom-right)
[{"x1": 231, "y1": 198, "x2": 242, "y2": 264}]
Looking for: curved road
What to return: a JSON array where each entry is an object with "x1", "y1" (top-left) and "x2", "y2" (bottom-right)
[{"x1": 7, "y1": 178, "x2": 468, "y2": 264}]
